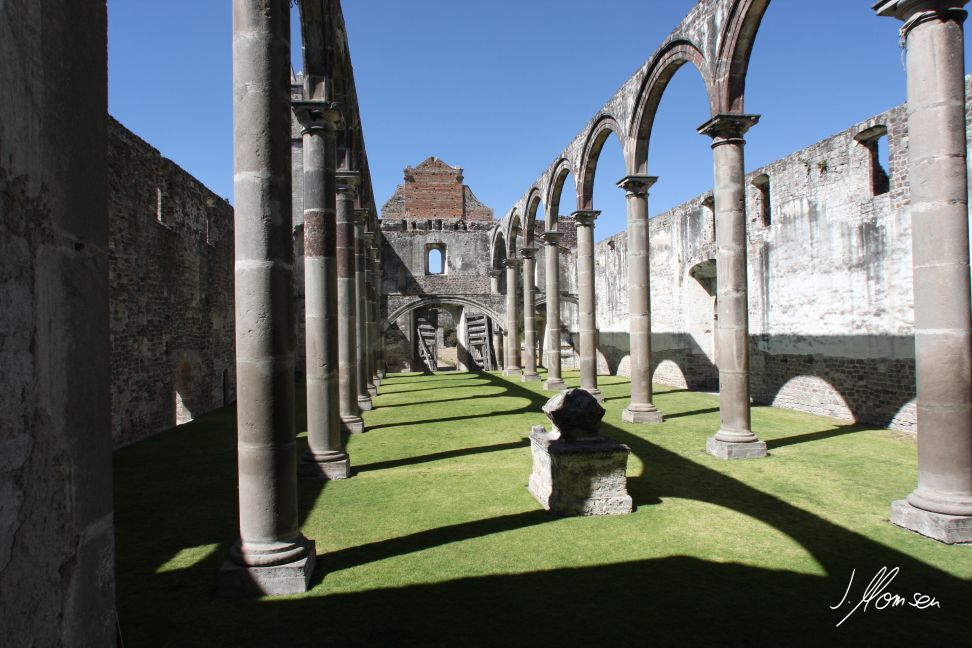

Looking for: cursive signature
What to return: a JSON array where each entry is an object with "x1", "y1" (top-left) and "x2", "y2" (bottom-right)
[{"x1": 830, "y1": 566, "x2": 940, "y2": 627}]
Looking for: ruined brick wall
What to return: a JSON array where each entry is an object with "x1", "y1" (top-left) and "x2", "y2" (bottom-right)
[
  {"x1": 591, "y1": 95, "x2": 931, "y2": 431},
  {"x1": 382, "y1": 157, "x2": 494, "y2": 222},
  {"x1": 0, "y1": 2, "x2": 115, "y2": 643},
  {"x1": 108, "y1": 118, "x2": 236, "y2": 446}
]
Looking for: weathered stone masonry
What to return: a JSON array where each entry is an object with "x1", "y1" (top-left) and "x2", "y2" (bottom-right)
[
  {"x1": 108, "y1": 118, "x2": 236, "y2": 446},
  {"x1": 587, "y1": 86, "x2": 972, "y2": 432}
]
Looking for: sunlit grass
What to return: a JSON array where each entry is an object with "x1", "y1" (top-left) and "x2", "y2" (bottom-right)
[{"x1": 114, "y1": 370, "x2": 972, "y2": 647}]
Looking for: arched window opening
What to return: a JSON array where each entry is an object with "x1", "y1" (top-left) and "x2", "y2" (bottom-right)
[
  {"x1": 751, "y1": 174, "x2": 771, "y2": 227},
  {"x1": 855, "y1": 125, "x2": 890, "y2": 197},
  {"x1": 426, "y1": 244, "x2": 445, "y2": 275}
]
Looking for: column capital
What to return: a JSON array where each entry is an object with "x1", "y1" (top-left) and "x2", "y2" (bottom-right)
[
  {"x1": 616, "y1": 175, "x2": 658, "y2": 198},
  {"x1": 362, "y1": 230, "x2": 375, "y2": 245},
  {"x1": 519, "y1": 246, "x2": 538, "y2": 259},
  {"x1": 292, "y1": 100, "x2": 342, "y2": 134},
  {"x1": 874, "y1": 0, "x2": 967, "y2": 31},
  {"x1": 540, "y1": 230, "x2": 563, "y2": 245},
  {"x1": 571, "y1": 210, "x2": 600, "y2": 227},
  {"x1": 353, "y1": 207, "x2": 370, "y2": 225},
  {"x1": 503, "y1": 257, "x2": 522, "y2": 269},
  {"x1": 697, "y1": 113, "x2": 760, "y2": 145},
  {"x1": 336, "y1": 171, "x2": 360, "y2": 197},
  {"x1": 488, "y1": 268, "x2": 503, "y2": 279}
]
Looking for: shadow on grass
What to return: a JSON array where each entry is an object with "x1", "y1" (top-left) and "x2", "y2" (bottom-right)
[
  {"x1": 766, "y1": 423, "x2": 872, "y2": 450},
  {"x1": 114, "y1": 373, "x2": 971, "y2": 647},
  {"x1": 354, "y1": 439, "x2": 529, "y2": 474}
]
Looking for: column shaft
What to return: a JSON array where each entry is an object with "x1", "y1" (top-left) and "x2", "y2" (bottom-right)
[
  {"x1": 620, "y1": 176, "x2": 663, "y2": 423},
  {"x1": 293, "y1": 102, "x2": 349, "y2": 480},
  {"x1": 542, "y1": 232, "x2": 566, "y2": 390},
  {"x1": 521, "y1": 249, "x2": 540, "y2": 381},
  {"x1": 877, "y1": 1, "x2": 972, "y2": 540},
  {"x1": 336, "y1": 176, "x2": 363, "y2": 433},
  {"x1": 504, "y1": 259, "x2": 522, "y2": 375},
  {"x1": 222, "y1": 0, "x2": 313, "y2": 595},
  {"x1": 698, "y1": 114, "x2": 765, "y2": 459},
  {"x1": 573, "y1": 212, "x2": 602, "y2": 400}
]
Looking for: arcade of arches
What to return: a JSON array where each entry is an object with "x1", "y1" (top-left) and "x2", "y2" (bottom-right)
[{"x1": 2, "y1": 0, "x2": 972, "y2": 643}]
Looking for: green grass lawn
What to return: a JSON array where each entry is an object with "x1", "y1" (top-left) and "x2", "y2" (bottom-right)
[{"x1": 115, "y1": 370, "x2": 972, "y2": 647}]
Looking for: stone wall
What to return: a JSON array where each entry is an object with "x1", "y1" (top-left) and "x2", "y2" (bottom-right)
[
  {"x1": 381, "y1": 157, "x2": 493, "y2": 221},
  {"x1": 591, "y1": 95, "x2": 928, "y2": 431},
  {"x1": 0, "y1": 1, "x2": 116, "y2": 643},
  {"x1": 108, "y1": 118, "x2": 236, "y2": 446}
]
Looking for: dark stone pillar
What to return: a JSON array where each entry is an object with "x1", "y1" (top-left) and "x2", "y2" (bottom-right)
[
  {"x1": 292, "y1": 101, "x2": 350, "y2": 480},
  {"x1": 504, "y1": 258, "x2": 523, "y2": 376},
  {"x1": 353, "y1": 211, "x2": 374, "y2": 409},
  {"x1": 572, "y1": 211, "x2": 602, "y2": 401},
  {"x1": 521, "y1": 247, "x2": 541, "y2": 381},
  {"x1": 336, "y1": 174, "x2": 364, "y2": 433},
  {"x1": 876, "y1": 0, "x2": 972, "y2": 543},
  {"x1": 542, "y1": 231, "x2": 566, "y2": 391},
  {"x1": 619, "y1": 175, "x2": 663, "y2": 424},
  {"x1": 697, "y1": 114, "x2": 766, "y2": 460},
  {"x1": 220, "y1": 0, "x2": 314, "y2": 596},
  {"x1": 366, "y1": 238, "x2": 381, "y2": 390}
]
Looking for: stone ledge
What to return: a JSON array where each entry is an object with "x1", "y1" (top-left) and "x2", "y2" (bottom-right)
[
  {"x1": 890, "y1": 500, "x2": 972, "y2": 544},
  {"x1": 706, "y1": 437, "x2": 767, "y2": 460},
  {"x1": 218, "y1": 543, "x2": 316, "y2": 597}
]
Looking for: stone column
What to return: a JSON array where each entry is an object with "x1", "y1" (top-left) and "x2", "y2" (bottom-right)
[
  {"x1": 368, "y1": 242, "x2": 382, "y2": 387},
  {"x1": 353, "y1": 209, "x2": 374, "y2": 410},
  {"x1": 619, "y1": 175, "x2": 664, "y2": 424},
  {"x1": 542, "y1": 231, "x2": 566, "y2": 391},
  {"x1": 877, "y1": 0, "x2": 972, "y2": 543},
  {"x1": 292, "y1": 101, "x2": 350, "y2": 480},
  {"x1": 521, "y1": 247, "x2": 541, "y2": 381},
  {"x1": 220, "y1": 0, "x2": 314, "y2": 596},
  {"x1": 362, "y1": 228, "x2": 378, "y2": 397},
  {"x1": 573, "y1": 211, "x2": 602, "y2": 401},
  {"x1": 489, "y1": 268, "x2": 502, "y2": 293},
  {"x1": 493, "y1": 325, "x2": 505, "y2": 371},
  {"x1": 336, "y1": 173, "x2": 364, "y2": 434},
  {"x1": 697, "y1": 114, "x2": 765, "y2": 459},
  {"x1": 503, "y1": 258, "x2": 523, "y2": 376}
]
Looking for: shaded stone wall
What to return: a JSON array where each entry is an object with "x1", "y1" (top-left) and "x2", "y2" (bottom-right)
[
  {"x1": 591, "y1": 94, "x2": 935, "y2": 431},
  {"x1": 0, "y1": 1, "x2": 115, "y2": 643},
  {"x1": 108, "y1": 119, "x2": 236, "y2": 446}
]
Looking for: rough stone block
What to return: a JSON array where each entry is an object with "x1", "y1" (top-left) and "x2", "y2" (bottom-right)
[
  {"x1": 528, "y1": 426, "x2": 633, "y2": 516},
  {"x1": 890, "y1": 500, "x2": 972, "y2": 544},
  {"x1": 622, "y1": 406, "x2": 664, "y2": 424},
  {"x1": 218, "y1": 543, "x2": 316, "y2": 597},
  {"x1": 706, "y1": 436, "x2": 768, "y2": 460},
  {"x1": 299, "y1": 457, "x2": 352, "y2": 481}
]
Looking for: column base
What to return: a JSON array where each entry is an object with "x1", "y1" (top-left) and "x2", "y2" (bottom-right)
[
  {"x1": 543, "y1": 378, "x2": 566, "y2": 391},
  {"x1": 706, "y1": 436, "x2": 767, "y2": 460},
  {"x1": 218, "y1": 540, "x2": 316, "y2": 597},
  {"x1": 579, "y1": 387, "x2": 604, "y2": 403},
  {"x1": 521, "y1": 371, "x2": 541, "y2": 382},
  {"x1": 299, "y1": 453, "x2": 351, "y2": 481},
  {"x1": 367, "y1": 384, "x2": 378, "y2": 398},
  {"x1": 622, "y1": 405, "x2": 664, "y2": 424},
  {"x1": 503, "y1": 367, "x2": 522, "y2": 376},
  {"x1": 341, "y1": 415, "x2": 364, "y2": 434},
  {"x1": 377, "y1": 369, "x2": 386, "y2": 379},
  {"x1": 373, "y1": 375, "x2": 381, "y2": 387},
  {"x1": 890, "y1": 500, "x2": 972, "y2": 544},
  {"x1": 357, "y1": 396, "x2": 373, "y2": 411}
]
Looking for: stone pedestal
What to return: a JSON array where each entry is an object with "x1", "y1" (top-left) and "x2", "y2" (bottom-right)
[
  {"x1": 622, "y1": 404, "x2": 664, "y2": 424},
  {"x1": 706, "y1": 436, "x2": 767, "y2": 460},
  {"x1": 218, "y1": 539, "x2": 317, "y2": 597},
  {"x1": 528, "y1": 426, "x2": 632, "y2": 516},
  {"x1": 890, "y1": 500, "x2": 972, "y2": 544},
  {"x1": 341, "y1": 416, "x2": 364, "y2": 435},
  {"x1": 298, "y1": 453, "x2": 351, "y2": 481}
]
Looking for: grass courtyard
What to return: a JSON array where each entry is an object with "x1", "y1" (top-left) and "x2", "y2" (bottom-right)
[{"x1": 115, "y1": 370, "x2": 972, "y2": 646}]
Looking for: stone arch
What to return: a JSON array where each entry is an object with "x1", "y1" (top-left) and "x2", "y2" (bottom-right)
[
  {"x1": 490, "y1": 228, "x2": 508, "y2": 271},
  {"x1": 770, "y1": 375, "x2": 854, "y2": 423},
  {"x1": 173, "y1": 358, "x2": 194, "y2": 426},
  {"x1": 546, "y1": 159, "x2": 577, "y2": 228},
  {"x1": 381, "y1": 296, "x2": 504, "y2": 334},
  {"x1": 652, "y1": 358, "x2": 689, "y2": 389},
  {"x1": 630, "y1": 39, "x2": 715, "y2": 175},
  {"x1": 507, "y1": 209, "x2": 522, "y2": 255},
  {"x1": 577, "y1": 114, "x2": 626, "y2": 210},
  {"x1": 524, "y1": 188, "x2": 543, "y2": 246},
  {"x1": 716, "y1": 0, "x2": 772, "y2": 114}
]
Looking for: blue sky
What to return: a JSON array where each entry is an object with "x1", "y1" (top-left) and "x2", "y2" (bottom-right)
[{"x1": 108, "y1": 1, "x2": 972, "y2": 240}]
